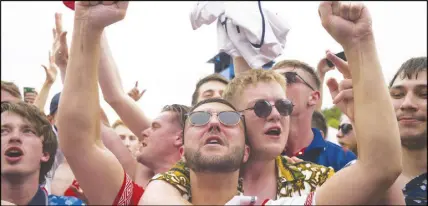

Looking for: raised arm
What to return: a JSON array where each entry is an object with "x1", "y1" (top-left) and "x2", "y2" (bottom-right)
[
  {"x1": 34, "y1": 52, "x2": 58, "y2": 113},
  {"x1": 233, "y1": 56, "x2": 252, "y2": 77},
  {"x1": 314, "y1": 1, "x2": 402, "y2": 205},
  {"x1": 315, "y1": 54, "x2": 334, "y2": 112},
  {"x1": 56, "y1": 2, "x2": 129, "y2": 204},
  {"x1": 98, "y1": 32, "x2": 151, "y2": 139}
]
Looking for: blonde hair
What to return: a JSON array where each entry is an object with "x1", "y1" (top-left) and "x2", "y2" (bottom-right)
[
  {"x1": 112, "y1": 119, "x2": 125, "y2": 129},
  {"x1": 223, "y1": 69, "x2": 287, "y2": 106}
]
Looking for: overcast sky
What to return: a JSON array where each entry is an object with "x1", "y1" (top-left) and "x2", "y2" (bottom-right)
[{"x1": 2, "y1": 1, "x2": 427, "y2": 123}]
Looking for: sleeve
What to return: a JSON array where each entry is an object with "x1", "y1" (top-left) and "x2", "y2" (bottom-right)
[
  {"x1": 149, "y1": 160, "x2": 191, "y2": 200},
  {"x1": 113, "y1": 172, "x2": 145, "y2": 205},
  {"x1": 262, "y1": 192, "x2": 316, "y2": 206}
]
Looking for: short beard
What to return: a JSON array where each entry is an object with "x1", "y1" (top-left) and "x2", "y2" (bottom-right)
[
  {"x1": 401, "y1": 129, "x2": 427, "y2": 150},
  {"x1": 185, "y1": 146, "x2": 244, "y2": 173}
]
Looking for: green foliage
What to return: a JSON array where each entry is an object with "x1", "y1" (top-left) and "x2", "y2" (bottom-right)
[{"x1": 322, "y1": 106, "x2": 342, "y2": 128}]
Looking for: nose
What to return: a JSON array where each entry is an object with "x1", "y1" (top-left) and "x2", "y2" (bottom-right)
[
  {"x1": 123, "y1": 138, "x2": 130, "y2": 147},
  {"x1": 8, "y1": 130, "x2": 22, "y2": 144},
  {"x1": 400, "y1": 93, "x2": 418, "y2": 112},
  {"x1": 207, "y1": 114, "x2": 221, "y2": 132},
  {"x1": 336, "y1": 130, "x2": 344, "y2": 138},
  {"x1": 141, "y1": 128, "x2": 150, "y2": 140},
  {"x1": 266, "y1": 105, "x2": 281, "y2": 122}
]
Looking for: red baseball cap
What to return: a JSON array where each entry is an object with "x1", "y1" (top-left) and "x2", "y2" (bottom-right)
[{"x1": 63, "y1": 1, "x2": 75, "y2": 11}]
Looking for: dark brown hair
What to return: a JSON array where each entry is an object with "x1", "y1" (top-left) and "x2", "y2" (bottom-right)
[
  {"x1": 191, "y1": 73, "x2": 229, "y2": 106},
  {"x1": 1, "y1": 101, "x2": 57, "y2": 184},
  {"x1": 312, "y1": 111, "x2": 328, "y2": 138},
  {"x1": 389, "y1": 57, "x2": 427, "y2": 88}
]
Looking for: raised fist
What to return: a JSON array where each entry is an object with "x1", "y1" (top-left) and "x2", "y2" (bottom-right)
[
  {"x1": 318, "y1": 1, "x2": 373, "y2": 49},
  {"x1": 74, "y1": 1, "x2": 129, "y2": 30}
]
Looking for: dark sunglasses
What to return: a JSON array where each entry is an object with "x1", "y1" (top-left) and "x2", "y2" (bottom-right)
[
  {"x1": 186, "y1": 111, "x2": 242, "y2": 127},
  {"x1": 240, "y1": 99, "x2": 294, "y2": 118},
  {"x1": 283, "y1": 72, "x2": 316, "y2": 91},
  {"x1": 338, "y1": 123, "x2": 353, "y2": 135}
]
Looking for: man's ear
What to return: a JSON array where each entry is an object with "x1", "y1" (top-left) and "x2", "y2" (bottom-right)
[
  {"x1": 173, "y1": 130, "x2": 183, "y2": 147},
  {"x1": 47, "y1": 115, "x2": 54, "y2": 124},
  {"x1": 308, "y1": 90, "x2": 321, "y2": 106},
  {"x1": 242, "y1": 145, "x2": 250, "y2": 164},
  {"x1": 41, "y1": 151, "x2": 50, "y2": 163}
]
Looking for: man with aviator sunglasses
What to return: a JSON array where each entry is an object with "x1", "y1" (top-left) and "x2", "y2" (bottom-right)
[{"x1": 272, "y1": 59, "x2": 357, "y2": 172}]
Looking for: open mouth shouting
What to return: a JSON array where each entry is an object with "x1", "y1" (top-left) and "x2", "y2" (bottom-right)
[{"x1": 4, "y1": 147, "x2": 24, "y2": 163}]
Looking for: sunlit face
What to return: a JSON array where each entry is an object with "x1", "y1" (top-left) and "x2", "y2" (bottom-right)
[
  {"x1": 336, "y1": 115, "x2": 357, "y2": 153},
  {"x1": 197, "y1": 81, "x2": 227, "y2": 103},
  {"x1": 236, "y1": 81, "x2": 290, "y2": 161},
  {"x1": 136, "y1": 111, "x2": 182, "y2": 168},
  {"x1": 390, "y1": 70, "x2": 427, "y2": 149},
  {"x1": 183, "y1": 102, "x2": 248, "y2": 173},
  {"x1": 1, "y1": 112, "x2": 50, "y2": 179},
  {"x1": 1, "y1": 90, "x2": 20, "y2": 103},
  {"x1": 114, "y1": 125, "x2": 139, "y2": 157},
  {"x1": 274, "y1": 67, "x2": 319, "y2": 116}
]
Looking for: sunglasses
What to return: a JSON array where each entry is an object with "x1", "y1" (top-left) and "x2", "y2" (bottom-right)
[
  {"x1": 240, "y1": 99, "x2": 294, "y2": 118},
  {"x1": 338, "y1": 123, "x2": 353, "y2": 135},
  {"x1": 283, "y1": 72, "x2": 316, "y2": 91},
  {"x1": 186, "y1": 111, "x2": 242, "y2": 127}
]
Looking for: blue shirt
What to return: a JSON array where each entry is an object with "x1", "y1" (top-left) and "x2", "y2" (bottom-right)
[
  {"x1": 28, "y1": 186, "x2": 85, "y2": 205},
  {"x1": 296, "y1": 128, "x2": 357, "y2": 172}
]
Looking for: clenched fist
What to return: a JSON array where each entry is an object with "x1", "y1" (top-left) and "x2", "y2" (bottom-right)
[
  {"x1": 74, "y1": 1, "x2": 129, "y2": 31},
  {"x1": 319, "y1": 1, "x2": 373, "y2": 49}
]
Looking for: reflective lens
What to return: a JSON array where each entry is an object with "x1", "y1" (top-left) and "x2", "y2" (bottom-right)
[
  {"x1": 339, "y1": 123, "x2": 353, "y2": 135},
  {"x1": 188, "y1": 111, "x2": 241, "y2": 126},
  {"x1": 188, "y1": 111, "x2": 211, "y2": 126},
  {"x1": 250, "y1": 99, "x2": 294, "y2": 118},
  {"x1": 218, "y1": 111, "x2": 241, "y2": 126}
]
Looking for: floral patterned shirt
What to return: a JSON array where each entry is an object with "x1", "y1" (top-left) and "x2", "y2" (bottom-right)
[
  {"x1": 403, "y1": 173, "x2": 427, "y2": 205},
  {"x1": 151, "y1": 156, "x2": 335, "y2": 201}
]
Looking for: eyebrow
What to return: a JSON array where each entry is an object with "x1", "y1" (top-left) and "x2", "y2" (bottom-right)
[{"x1": 391, "y1": 84, "x2": 427, "y2": 90}]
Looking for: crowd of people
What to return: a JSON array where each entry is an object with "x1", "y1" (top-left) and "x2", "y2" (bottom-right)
[{"x1": 1, "y1": 1, "x2": 426, "y2": 205}]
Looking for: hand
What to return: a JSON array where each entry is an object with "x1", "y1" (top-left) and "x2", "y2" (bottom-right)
[
  {"x1": 127, "y1": 81, "x2": 146, "y2": 102},
  {"x1": 316, "y1": 51, "x2": 335, "y2": 77},
  {"x1": 70, "y1": 185, "x2": 89, "y2": 204},
  {"x1": 41, "y1": 51, "x2": 58, "y2": 84},
  {"x1": 284, "y1": 156, "x2": 304, "y2": 164},
  {"x1": 225, "y1": 195, "x2": 257, "y2": 205},
  {"x1": 318, "y1": 1, "x2": 373, "y2": 49},
  {"x1": 325, "y1": 51, "x2": 354, "y2": 121},
  {"x1": 1, "y1": 200, "x2": 16, "y2": 205},
  {"x1": 74, "y1": 1, "x2": 129, "y2": 31},
  {"x1": 24, "y1": 91, "x2": 38, "y2": 104},
  {"x1": 52, "y1": 13, "x2": 69, "y2": 70}
]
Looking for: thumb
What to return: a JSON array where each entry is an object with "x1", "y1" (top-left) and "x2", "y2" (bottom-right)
[
  {"x1": 326, "y1": 51, "x2": 350, "y2": 78},
  {"x1": 326, "y1": 78, "x2": 340, "y2": 100},
  {"x1": 135, "y1": 81, "x2": 138, "y2": 88}
]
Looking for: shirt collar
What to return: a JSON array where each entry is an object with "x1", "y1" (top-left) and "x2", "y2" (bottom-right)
[
  {"x1": 28, "y1": 186, "x2": 48, "y2": 205},
  {"x1": 305, "y1": 128, "x2": 327, "y2": 152}
]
